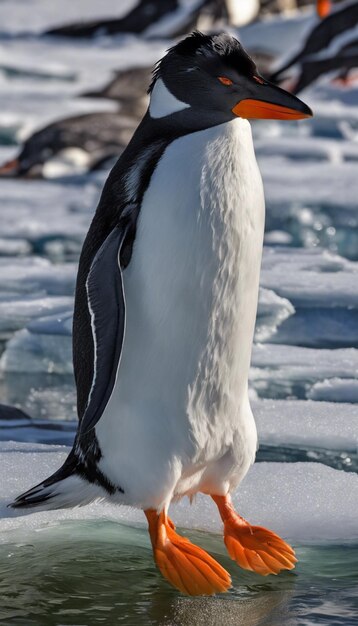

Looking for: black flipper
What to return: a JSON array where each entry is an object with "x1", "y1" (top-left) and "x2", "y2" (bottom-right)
[{"x1": 79, "y1": 219, "x2": 129, "y2": 436}]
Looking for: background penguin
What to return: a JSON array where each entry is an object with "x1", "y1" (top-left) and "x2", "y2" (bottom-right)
[
  {"x1": 0, "y1": 112, "x2": 138, "y2": 178},
  {"x1": 288, "y1": 38, "x2": 358, "y2": 93},
  {"x1": 10, "y1": 32, "x2": 311, "y2": 596},
  {"x1": 269, "y1": 1, "x2": 358, "y2": 86},
  {"x1": 44, "y1": 0, "x2": 226, "y2": 39}
]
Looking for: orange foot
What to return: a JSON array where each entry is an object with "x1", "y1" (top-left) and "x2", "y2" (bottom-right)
[
  {"x1": 212, "y1": 495, "x2": 297, "y2": 576},
  {"x1": 145, "y1": 509, "x2": 231, "y2": 596},
  {"x1": 316, "y1": 0, "x2": 331, "y2": 18}
]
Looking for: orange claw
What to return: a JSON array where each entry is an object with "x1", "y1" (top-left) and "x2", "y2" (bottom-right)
[
  {"x1": 212, "y1": 495, "x2": 297, "y2": 577},
  {"x1": 145, "y1": 509, "x2": 231, "y2": 596}
]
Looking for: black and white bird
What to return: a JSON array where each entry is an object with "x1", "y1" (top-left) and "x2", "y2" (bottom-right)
[
  {"x1": 11, "y1": 32, "x2": 311, "y2": 595},
  {"x1": 288, "y1": 37, "x2": 358, "y2": 93},
  {"x1": 45, "y1": 0, "x2": 259, "y2": 39},
  {"x1": 45, "y1": 0, "x2": 218, "y2": 39},
  {"x1": 270, "y1": 0, "x2": 358, "y2": 90},
  {"x1": 0, "y1": 112, "x2": 138, "y2": 178}
]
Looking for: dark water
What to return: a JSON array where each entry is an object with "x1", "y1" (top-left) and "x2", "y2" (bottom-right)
[{"x1": 0, "y1": 521, "x2": 357, "y2": 626}]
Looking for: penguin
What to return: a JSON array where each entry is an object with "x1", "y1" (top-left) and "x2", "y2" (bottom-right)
[
  {"x1": 44, "y1": 0, "x2": 217, "y2": 39},
  {"x1": 0, "y1": 112, "x2": 138, "y2": 178},
  {"x1": 44, "y1": 0, "x2": 259, "y2": 40},
  {"x1": 288, "y1": 38, "x2": 358, "y2": 93},
  {"x1": 269, "y1": 1, "x2": 358, "y2": 86},
  {"x1": 10, "y1": 32, "x2": 312, "y2": 596}
]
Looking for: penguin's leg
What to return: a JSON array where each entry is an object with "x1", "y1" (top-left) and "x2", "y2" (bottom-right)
[
  {"x1": 211, "y1": 495, "x2": 297, "y2": 576},
  {"x1": 144, "y1": 509, "x2": 231, "y2": 595}
]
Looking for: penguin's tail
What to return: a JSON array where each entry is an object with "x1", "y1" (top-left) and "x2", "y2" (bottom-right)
[{"x1": 9, "y1": 455, "x2": 102, "y2": 511}]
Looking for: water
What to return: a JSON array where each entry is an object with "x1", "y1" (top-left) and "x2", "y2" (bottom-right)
[{"x1": 0, "y1": 521, "x2": 357, "y2": 626}]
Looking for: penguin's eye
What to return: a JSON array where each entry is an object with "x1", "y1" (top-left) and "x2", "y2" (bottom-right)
[{"x1": 218, "y1": 76, "x2": 233, "y2": 86}]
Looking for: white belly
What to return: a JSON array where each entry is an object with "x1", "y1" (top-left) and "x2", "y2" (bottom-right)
[{"x1": 96, "y1": 118, "x2": 265, "y2": 510}]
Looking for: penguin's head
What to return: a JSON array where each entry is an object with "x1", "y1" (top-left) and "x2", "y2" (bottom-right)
[{"x1": 148, "y1": 32, "x2": 312, "y2": 126}]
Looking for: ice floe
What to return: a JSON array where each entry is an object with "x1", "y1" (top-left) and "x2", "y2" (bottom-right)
[
  {"x1": 251, "y1": 343, "x2": 358, "y2": 400},
  {"x1": 0, "y1": 257, "x2": 76, "y2": 296},
  {"x1": 253, "y1": 398, "x2": 358, "y2": 451},
  {"x1": 0, "y1": 311, "x2": 73, "y2": 374},
  {"x1": 0, "y1": 295, "x2": 73, "y2": 337},
  {"x1": 0, "y1": 441, "x2": 357, "y2": 544},
  {"x1": 308, "y1": 378, "x2": 358, "y2": 403}
]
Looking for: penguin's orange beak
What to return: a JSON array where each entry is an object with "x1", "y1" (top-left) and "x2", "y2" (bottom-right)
[{"x1": 232, "y1": 79, "x2": 313, "y2": 120}]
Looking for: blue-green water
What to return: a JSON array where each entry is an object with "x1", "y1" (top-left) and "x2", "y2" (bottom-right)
[{"x1": 0, "y1": 521, "x2": 357, "y2": 626}]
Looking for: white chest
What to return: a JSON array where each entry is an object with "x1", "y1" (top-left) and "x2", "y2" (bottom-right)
[
  {"x1": 124, "y1": 119, "x2": 264, "y2": 436},
  {"x1": 97, "y1": 119, "x2": 264, "y2": 502}
]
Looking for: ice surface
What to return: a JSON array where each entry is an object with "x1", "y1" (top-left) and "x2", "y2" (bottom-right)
[
  {"x1": 251, "y1": 343, "x2": 358, "y2": 400},
  {"x1": 0, "y1": 296, "x2": 73, "y2": 336},
  {"x1": 0, "y1": 238, "x2": 31, "y2": 256},
  {"x1": 256, "y1": 136, "x2": 358, "y2": 164},
  {"x1": 239, "y1": 10, "x2": 313, "y2": 57},
  {"x1": 1, "y1": 178, "x2": 99, "y2": 257},
  {"x1": 0, "y1": 441, "x2": 357, "y2": 544},
  {"x1": 255, "y1": 287, "x2": 294, "y2": 342},
  {"x1": 308, "y1": 378, "x2": 358, "y2": 403},
  {"x1": 253, "y1": 398, "x2": 358, "y2": 451},
  {"x1": 0, "y1": 0, "x2": 136, "y2": 33},
  {"x1": 260, "y1": 248, "x2": 358, "y2": 348},
  {"x1": 261, "y1": 158, "x2": 358, "y2": 212},
  {"x1": 0, "y1": 411, "x2": 75, "y2": 446},
  {"x1": 0, "y1": 257, "x2": 76, "y2": 296},
  {"x1": 0, "y1": 312, "x2": 73, "y2": 374}
]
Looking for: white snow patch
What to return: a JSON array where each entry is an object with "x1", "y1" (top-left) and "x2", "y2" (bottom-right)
[
  {"x1": 308, "y1": 378, "x2": 358, "y2": 403},
  {"x1": 0, "y1": 296, "x2": 73, "y2": 335},
  {"x1": 253, "y1": 398, "x2": 358, "y2": 451},
  {"x1": 255, "y1": 288, "x2": 295, "y2": 342},
  {"x1": 0, "y1": 313, "x2": 73, "y2": 374},
  {"x1": 251, "y1": 343, "x2": 358, "y2": 400}
]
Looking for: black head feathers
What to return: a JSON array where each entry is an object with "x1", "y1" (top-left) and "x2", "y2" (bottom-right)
[{"x1": 148, "y1": 31, "x2": 257, "y2": 93}]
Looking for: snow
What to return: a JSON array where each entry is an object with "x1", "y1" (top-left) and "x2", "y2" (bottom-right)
[
  {"x1": 0, "y1": 314, "x2": 73, "y2": 374},
  {"x1": 0, "y1": 441, "x2": 357, "y2": 544},
  {"x1": 308, "y1": 378, "x2": 358, "y2": 403},
  {"x1": 253, "y1": 399, "x2": 358, "y2": 451},
  {"x1": 251, "y1": 343, "x2": 358, "y2": 400},
  {"x1": 1, "y1": 178, "x2": 100, "y2": 253},
  {"x1": 0, "y1": 296, "x2": 72, "y2": 336},
  {"x1": 260, "y1": 248, "x2": 358, "y2": 348},
  {"x1": 239, "y1": 10, "x2": 314, "y2": 58},
  {"x1": 255, "y1": 288, "x2": 295, "y2": 342},
  {"x1": 262, "y1": 158, "x2": 358, "y2": 212},
  {"x1": 0, "y1": 258, "x2": 76, "y2": 296},
  {"x1": 0, "y1": 0, "x2": 136, "y2": 33}
]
